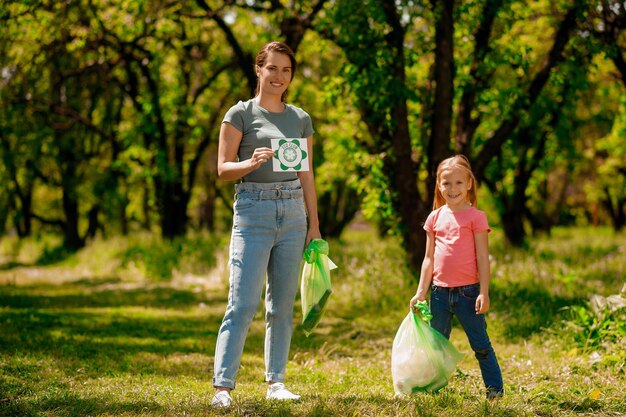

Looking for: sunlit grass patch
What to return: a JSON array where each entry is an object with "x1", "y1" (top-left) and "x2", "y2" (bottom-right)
[
  {"x1": 1, "y1": 226, "x2": 625, "y2": 416},
  {"x1": 0, "y1": 232, "x2": 224, "y2": 285}
]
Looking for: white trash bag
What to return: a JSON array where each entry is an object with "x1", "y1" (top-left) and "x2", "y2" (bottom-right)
[{"x1": 391, "y1": 304, "x2": 464, "y2": 395}]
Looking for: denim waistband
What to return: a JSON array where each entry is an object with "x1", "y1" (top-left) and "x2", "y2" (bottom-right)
[
  {"x1": 432, "y1": 283, "x2": 479, "y2": 292},
  {"x1": 236, "y1": 179, "x2": 303, "y2": 200}
]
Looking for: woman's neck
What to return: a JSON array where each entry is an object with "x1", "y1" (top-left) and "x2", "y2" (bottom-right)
[{"x1": 256, "y1": 94, "x2": 285, "y2": 113}]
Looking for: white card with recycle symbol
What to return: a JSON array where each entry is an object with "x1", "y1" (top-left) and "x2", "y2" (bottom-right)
[{"x1": 271, "y1": 138, "x2": 309, "y2": 172}]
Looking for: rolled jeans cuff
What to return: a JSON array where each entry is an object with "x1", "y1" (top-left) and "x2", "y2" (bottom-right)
[
  {"x1": 213, "y1": 376, "x2": 235, "y2": 390},
  {"x1": 265, "y1": 372, "x2": 285, "y2": 383}
]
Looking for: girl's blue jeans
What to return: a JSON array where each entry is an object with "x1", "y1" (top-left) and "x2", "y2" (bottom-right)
[
  {"x1": 212, "y1": 179, "x2": 307, "y2": 389},
  {"x1": 430, "y1": 283, "x2": 504, "y2": 394}
]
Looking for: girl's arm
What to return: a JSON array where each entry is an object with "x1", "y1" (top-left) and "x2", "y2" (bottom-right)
[
  {"x1": 410, "y1": 231, "x2": 435, "y2": 309},
  {"x1": 297, "y1": 134, "x2": 321, "y2": 245},
  {"x1": 474, "y1": 230, "x2": 491, "y2": 314},
  {"x1": 217, "y1": 122, "x2": 275, "y2": 181}
]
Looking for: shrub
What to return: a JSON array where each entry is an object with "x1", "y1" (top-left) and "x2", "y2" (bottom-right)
[
  {"x1": 560, "y1": 289, "x2": 626, "y2": 357},
  {"x1": 120, "y1": 234, "x2": 221, "y2": 280}
]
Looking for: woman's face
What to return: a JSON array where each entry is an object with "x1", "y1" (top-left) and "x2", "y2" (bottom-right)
[{"x1": 256, "y1": 51, "x2": 292, "y2": 98}]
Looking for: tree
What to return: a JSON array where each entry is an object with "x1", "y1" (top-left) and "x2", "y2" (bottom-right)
[
  {"x1": 317, "y1": 0, "x2": 591, "y2": 271},
  {"x1": 1, "y1": 1, "x2": 108, "y2": 248},
  {"x1": 586, "y1": 0, "x2": 626, "y2": 231},
  {"x1": 315, "y1": 1, "x2": 429, "y2": 269},
  {"x1": 484, "y1": 31, "x2": 595, "y2": 244}
]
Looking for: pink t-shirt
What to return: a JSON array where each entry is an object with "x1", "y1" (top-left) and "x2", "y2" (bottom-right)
[{"x1": 423, "y1": 206, "x2": 491, "y2": 287}]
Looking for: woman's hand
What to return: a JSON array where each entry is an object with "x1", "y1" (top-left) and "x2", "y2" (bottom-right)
[
  {"x1": 305, "y1": 226, "x2": 321, "y2": 246},
  {"x1": 248, "y1": 147, "x2": 276, "y2": 170}
]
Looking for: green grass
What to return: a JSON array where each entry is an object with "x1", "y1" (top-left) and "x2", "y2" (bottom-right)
[{"x1": 1, "y1": 227, "x2": 625, "y2": 416}]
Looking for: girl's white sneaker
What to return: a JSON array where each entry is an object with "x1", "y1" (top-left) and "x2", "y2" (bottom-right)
[{"x1": 266, "y1": 383, "x2": 301, "y2": 400}]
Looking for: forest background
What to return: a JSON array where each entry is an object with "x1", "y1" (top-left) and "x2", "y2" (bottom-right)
[
  {"x1": 0, "y1": 0, "x2": 625, "y2": 416},
  {"x1": 1, "y1": 0, "x2": 626, "y2": 263}
]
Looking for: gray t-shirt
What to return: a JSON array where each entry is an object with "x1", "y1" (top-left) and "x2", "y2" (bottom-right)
[{"x1": 223, "y1": 98, "x2": 315, "y2": 183}]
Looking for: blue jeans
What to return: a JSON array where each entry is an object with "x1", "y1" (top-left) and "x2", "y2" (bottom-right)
[
  {"x1": 212, "y1": 179, "x2": 308, "y2": 389},
  {"x1": 430, "y1": 283, "x2": 503, "y2": 393}
]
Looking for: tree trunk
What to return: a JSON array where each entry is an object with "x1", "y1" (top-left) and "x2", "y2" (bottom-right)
[
  {"x1": 427, "y1": 0, "x2": 455, "y2": 200},
  {"x1": 60, "y1": 144, "x2": 84, "y2": 250},
  {"x1": 86, "y1": 205, "x2": 100, "y2": 240},
  {"x1": 142, "y1": 181, "x2": 152, "y2": 231},
  {"x1": 382, "y1": 1, "x2": 429, "y2": 273},
  {"x1": 615, "y1": 202, "x2": 626, "y2": 232},
  {"x1": 120, "y1": 190, "x2": 129, "y2": 236},
  {"x1": 0, "y1": 134, "x2": 34, "y2": 237},
  {"x1": 156, "y1": 174, "x2": 189, "y2": 239},
  {"x1": 199, "y1": 187, "x2": 216, "y2": 231},
  {"x1": 16, "y1": 189, "x2": 33, "y2": 238},
  {"x1": 318, "y1": 181, "x2": 360, "y2": 238},
  {"x1": 602, "y1": 191, "x2": 626, "y2": 232},
  {"x1": 501, "y1": 205, "x2": 526, "y2": 246}
]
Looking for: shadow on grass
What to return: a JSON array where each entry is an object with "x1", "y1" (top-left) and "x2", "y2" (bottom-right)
[
  {"x1": 0, "y1": 394, "x2": 165, "y2": 417},
  {"x1": 0, "y1": 244, "x2": 74, "y2": 271},
  {"x1": 0, "y1": 266, "x2": 589, "y2": 400},
  {"x1": 0, "y1": 279, "x2": 229, "y2": 377},
  {"x1": 0, "y1": 274, "x2": 585, "y2": 376},
  {"x1": 0, "y1": 308, "x2": 220, "y2": 366},
  {"x1": 490, "y1": 281, "x2": 585, "y2": 341},
  {"x1": 0, "y1": 261, "x2": 28, "y2": 271},
  {"x1": 35, "y1": 245, "x2": 76, "y2": 266},
  {"x1": 0, "y1": 283, "x2": 220, "y2": 309},
  {"x1": 226, "y1": 392, "x2": 521, "y2": 417},
  {"x1": 216, "y1": 394, "x2": 410, "y2": 417},
  {"x1": 285, "y1": 279, "x2": 587, "y2": 357}
]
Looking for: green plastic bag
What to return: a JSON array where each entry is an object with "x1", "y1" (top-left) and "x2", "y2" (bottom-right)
[
  {"x1": 300, "y1": 239, "x2": 337, "y2": 336},
  {"x1": 391, "y1": 302, "x2": 464, "y2": 394}
]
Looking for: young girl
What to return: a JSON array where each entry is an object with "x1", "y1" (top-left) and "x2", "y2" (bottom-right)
[
  {"x1": 212, "y1": 41, "x2": 321, "y2": 408},
  {"x1": 409, "y1": 155, "x2": 503, "y2": 399}
]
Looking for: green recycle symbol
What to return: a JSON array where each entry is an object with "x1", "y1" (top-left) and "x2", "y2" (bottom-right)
[{"x1": 274, "y1": 139, "x2": 307, "y2": 170}]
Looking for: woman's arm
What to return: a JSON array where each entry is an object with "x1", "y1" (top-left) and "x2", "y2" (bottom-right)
[
  {"x1": 297, "y1": 134, "x2": 321, "y2": 245},
  {"x1": 410, "y1": 231, "x2": 435, "y2": 308},
  {"x1": 217, "y1": 122, "x2": 275, "y2": 181},
  {"x1": 474, "y1": 230, "x2": 491, "y2": 314}
]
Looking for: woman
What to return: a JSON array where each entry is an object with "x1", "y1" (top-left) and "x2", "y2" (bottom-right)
[{"x1": 211, "y1": 41, "x2": 321, "y2": 408}]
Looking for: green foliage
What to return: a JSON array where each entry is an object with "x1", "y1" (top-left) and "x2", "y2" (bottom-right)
[
  {"x1": 560, "y1": 292, "x2": 626, "y2": 357},
  {"x1": 35, "y1": 244, "x2": 75, "y2": 266},
  {"x1": 2, "y1": 0, "x2": 626, "y2": 264},
  {"x1": 120, "y1": 234, "x2": 221, "y2": 281},
  {"x1": 487, "y1": 227, "x2": 626, "y2": 344},
  {"x1": 582, "y1": 92, "x2": 626, "y2": 229},
  {"x1": 328, "y1": 228, "x2": 413, "y2": 314},
  {"x1": 0, "y1": 0, "x2": 240, "y2": 241},
  {"x1": 0, "y1": 232, "x2": 221, "y2": 282}
]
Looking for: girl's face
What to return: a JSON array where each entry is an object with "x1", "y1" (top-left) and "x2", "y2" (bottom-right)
[
  {"x1": 256, "y1": 51, "x2": 292, "y2": 98},
  {"x1": 438, "y1": 168, "x2": 472, "y2": 210}
]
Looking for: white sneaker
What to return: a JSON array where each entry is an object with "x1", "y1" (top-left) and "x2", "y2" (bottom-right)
[
  {"x1": 266, "y1": 382, "x2": 301, "y2": 400},
  {"x1": 211, "y1": 391, "x2": 232, "y2": 408}
]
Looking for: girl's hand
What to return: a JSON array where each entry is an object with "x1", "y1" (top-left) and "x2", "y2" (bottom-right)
[
  {"x1": 475, "y1": 294, "x2": 490, "y2": 314},
  {"x1": 409, "y1": 294, "x2": 424, "y2": 311},
  {"x1": 249, "y1": 147, "x2": 275, "y2": 170}
]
